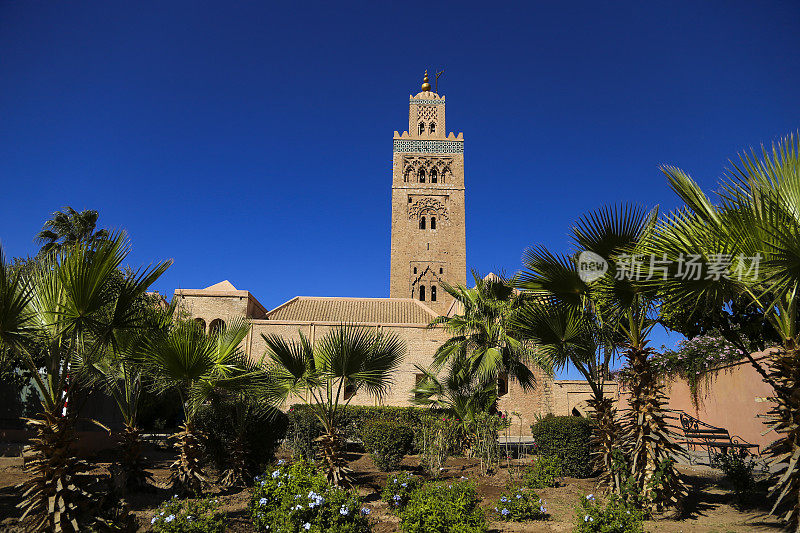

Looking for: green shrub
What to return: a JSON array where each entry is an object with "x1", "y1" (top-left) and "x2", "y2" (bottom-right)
[
  {"x1": 531, "y1": 416, "x2": 593, "y2": 478},
  {"x1": 150, "y1": 496, "x2": 225, "y2": 533},
  {"x1": 491, "y1": 487, "x2": 548, "y2": 522},
  {"x1": 250, "y1": 459, "x2": 372, "y2": 533},
  {"x1": 573, "y1": 493, "x2": 644, "y2": 533},
  {"x1": 286, "y1": 404, "x2": 451, "y2": 455},
  {"x1": 418, "y1": 415, "x2": 462, "y2": 477},
  {"x1": 381, "y1": 471, "x2": 423, "y2": 511},
  {"x1": 285, "y1": 406, "x2": 324, "y2": 460},
  {"x1": 361, "y1": 418, "x2": 414, "y2": 471},
  {"x1": 399, "y1": 480, "x2": 486, "y2": 533},
  {"x1": 711, "y1": 452, "x2": 758, "y2": 502},
  {"x1": 522, "y1": 454, "x2": 563, "y2": 488},
  {"x1": 195, "y1": 398, "x2": 288, "y2": 477}
]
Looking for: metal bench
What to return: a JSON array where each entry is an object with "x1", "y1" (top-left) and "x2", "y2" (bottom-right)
[{"x1": 679, "y1": 411, "x2": 759, "y2": 465}]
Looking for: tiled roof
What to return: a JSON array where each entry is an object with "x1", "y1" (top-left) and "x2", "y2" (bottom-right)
[{"x1": 265, "y1": 297, "x2": 438, "y2": 324}]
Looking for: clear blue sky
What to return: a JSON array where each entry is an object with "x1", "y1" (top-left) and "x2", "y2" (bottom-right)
[{"x1": 1, "y1": 2, "x2": 798, "y2": 374}]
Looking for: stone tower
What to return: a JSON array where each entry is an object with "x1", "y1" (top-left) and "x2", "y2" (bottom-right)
[{"x1": 389, "y1": 71, "x2": 466, "y2": 315}]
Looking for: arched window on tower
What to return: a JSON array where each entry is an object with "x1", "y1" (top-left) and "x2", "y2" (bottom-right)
[
  {"x1": 413, "y1": 267, "x2": 417, "y2": 274},
  {"x1": 419, "y1": 285, "x2": 426, "y2": 302},
  {"x1": 418, "y1": 168, "x2": 426, "y2": 183},
  {"x1": 430, "y1": 217, "x2": 436, "y2": 230},
  {"x1": 429, "y1": 122, "x2": 436, "y2": 134},
  {"x1": 431, "y1": 168, "x2": 438, "y2": 183},
  {"x1": 431, "y1": 285, "x2": 437, "y2": 302},
  {"x1": 194, "y1": 318, "x2": 206, "y2": 332},
  {"x1": 419, "y1": 217, "x2": 426, "y2": 230},
  {"x1": 418, "y1": 122, "x2": 425, "y2": 135}
]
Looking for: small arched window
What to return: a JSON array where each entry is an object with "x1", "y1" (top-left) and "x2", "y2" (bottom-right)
[
  {"x1": 418, "y1": 168, "x2": 425, "y2": 183},
  {"x1": 419, "y1": 217, "x2": 426, "y2": 230},
  {"x1": 194, "y1": 318, "x2": 206, "y2": 332},
  {"x1": 419, "y1": 285, "x2": 426, "y2": 301},
  {"x1": 418, "y1": 122, "x2": 425, "y2": 135},
  {"x1": 344, "y1": 381, "x2": 356, "y2": 400},
  {"x1": 430, "y1": 217, "x2": 436, "y2": 230},
  {"x1": 439, "y1": 267, "x2": 443, "y2": 274},
  {"x1": 209, "y1": 319, "x2": 225, "y2": 334},
  {"x1": 431, "y1": 168, "x2": 438, "y2": 183},
  {"x1": 429, "y1": 122, "x2": 436, "y2": 134},
  {"x1": 431, "y1": 285, "x2": 437, "y2": 302},
  {"x1": 413, "y1": 267, "x2": 417, "y2": 274},
  {"x1": 498, "y1": 374, "x2": 508, "y2": 396}
]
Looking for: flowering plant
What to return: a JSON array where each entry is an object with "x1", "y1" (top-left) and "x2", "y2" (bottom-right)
[
  {"x1": 573, "y1": 493, "x2": 643, "y2": 533},
  {"x1": 491, "y1": 487, "x2": 547, "y2": 522},
  {"x1": 249, "y1": 459, "x2": 371, "y2": 532},
  {"x1": 399, "y1": 479, "x2": 485, "y2": 533},
  {"x1": 380, "y1": 471, "x2": 422, "y2": 511},
  {"x1": 615, "y1": 333, "x2": 745, "y2": 407},
  {"x1": 150, "y1": 495, "x2": 225, "y2": 533}
]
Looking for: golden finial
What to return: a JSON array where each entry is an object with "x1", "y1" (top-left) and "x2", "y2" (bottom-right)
[{"x1": 421, "y1": 70, "x2": 431, "y2": 92}]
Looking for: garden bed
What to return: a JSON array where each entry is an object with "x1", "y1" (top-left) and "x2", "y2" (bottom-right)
[{"x1": 0, "y1": 450, "x2": 784, "y2": 532}]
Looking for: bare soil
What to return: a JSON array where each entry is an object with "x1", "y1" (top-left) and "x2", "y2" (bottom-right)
[{"x1": 0, "y1": 449, "x2": 785, "y2": 532}]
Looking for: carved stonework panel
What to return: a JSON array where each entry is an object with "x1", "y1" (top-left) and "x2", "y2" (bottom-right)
[
  {"x1": 401, "y1": 155, "x2": 453, "y2": 183},
  {"x1": 408, "y1": 197, "x2": 449, "y2": 221},
  {"x1": 417, "y1": 105, "x2": 438, "y2": 121},
  {"x1": 393, "y1": 139, "x2": 463, "y2": 154}
]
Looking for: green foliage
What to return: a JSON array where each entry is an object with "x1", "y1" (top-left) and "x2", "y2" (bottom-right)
[
  {"x1": 573, "y1": 494, "x2": 644, "y2": 533},
  {"x1": 250, "y1": 460, "x2": 372, "y2": 533},
  {"x1": 150, "y1": 496, "x2": 225, "y2": 533},
  {"x1": 466, "y1": 411, "x2": 509, "y2": 474},
  {"x1": 360, "y1": 418, "x2": 414, "y2": 471},
  {"x1": 418, "y1": 415, "x2": 462, "y2": 477},
  {"x1": 531, "y1": 416, "x2": 593, "y2": 478},
  {"x1": 285, "y1": 406, "x2": 324, "y2": 460},
  {"x1": 195, "y1": 398, "x2": 288, "y2": 476},
  {"x1": 491, "y1": 487, "x2": 547, "y2": 521},
  {"x1": 399, "y1": 480, "x2": 486, "y2": 533},
  {"x1": 381, "y1": 471, "x2": 423, "y2": 511},
  {"x1": 522, "y1": 454, "x2": 563, "y2": 489},
  {"x1": 285, "y1": 404, "x2": 450, "y2": 457},
  {"x1": 711, "y1": 452, "x2": 757, "y2": 503}
]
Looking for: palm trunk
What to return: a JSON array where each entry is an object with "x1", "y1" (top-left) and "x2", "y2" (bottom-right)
[
  {"x1": 116, "y1": 423, "x2": 150, "y2": 491},
  {"x1": 315, "y1": 429, "x2": 352, "y2": 487},
  {"x1": 588, "y1": 394, "x2": 619, "y2": 493},
  {"x1": 622, "y1": 344, "x2": 686, "y2": 513},
  {"x1": 169, "y1": 421, "x2": 206, "y2": 496},
  {"x1": 219, "y1": 434, "x2": 249, "y2": 487},
  {"x1": 763, "y1": 348, "x2": 800, "y2": 532},
  {"x1": 17, "y1": 407, "x2": 88, "y2": 532}
]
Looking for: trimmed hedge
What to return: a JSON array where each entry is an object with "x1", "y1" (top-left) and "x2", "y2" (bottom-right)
[
  {"x1": 285, "y1": 405, "x2": 449, "y2": 459},
  {"x1": 530, "y1": 415, "x2": 594, "y2": 478},
  {"x1": 361, "y1": 418, "x2": 414, "y2": 471}
]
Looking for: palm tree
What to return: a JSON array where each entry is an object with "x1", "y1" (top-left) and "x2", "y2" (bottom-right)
[
  {"x1": 411, "y1": 354, "x2": 497, "y2": 426},
  {"x1": 35, "y1": 206, "x2": 109, "y2": 255},
  {"x1": 652, "y1": 134, "x2": 800, "y2": 530},
  {"x1": 430, "y1": 271, "x2": 545, "y2": 393},
  {"x1": 512, "y1": 300, "x2": 621, "y2": 491},
  {"x1": 262, "y1": 325, "x2": 405, "y2": 486},
  {"x1": 139, "y1": 317, "x2": 256, "y2": 496},
  {"x1": 92, "y1": 301, "x2": 176, "y2": 491},
  {"x1": 0, "y1": 235, "x2": 170, "y2": 532},
  {"x1": 516, "y1": 205, "x2": 686, "y2": 511}
]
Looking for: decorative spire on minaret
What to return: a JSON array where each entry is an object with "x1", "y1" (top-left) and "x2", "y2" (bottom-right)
[{"x1": 421, "y1": 70, "x2": 431, "y2": 92}]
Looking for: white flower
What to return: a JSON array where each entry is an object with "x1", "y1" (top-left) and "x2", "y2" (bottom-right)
[
  {"x1": 259, "y1": 497, "x2": 268, "y2": 506},
  {"x1": 272, "y1": 471, "x2": 281, "y2": 478},
  {"x1": 151, "y1": 516, "x2": 158, "y2": 524},
  {"x1": 277, "y1": 459, "x2": 285, "y2": 465},
  {"x1": 340, "y1": 506, "x2": 349, "y2": 516},
  {"x1": 360, "y1": 507, "x2": 371, "y2": 515},
  {"x1": 303, "y1": 523, "x2": 311, "y2": 530},
  {"x1": 165, "y1": 514, "x2": 175, "y2": 523}
]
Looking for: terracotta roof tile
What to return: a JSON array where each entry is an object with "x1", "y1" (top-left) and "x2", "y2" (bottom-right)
[{"x1": 265, "y1": 297, "x2": 438, "y2": 324}]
